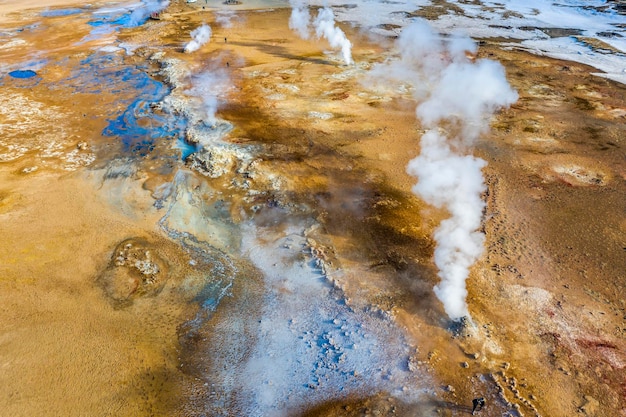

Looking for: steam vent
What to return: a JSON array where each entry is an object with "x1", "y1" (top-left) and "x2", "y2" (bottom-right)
[{"x1": 1, "y1": 1, "x2": 625, "y2": 416}]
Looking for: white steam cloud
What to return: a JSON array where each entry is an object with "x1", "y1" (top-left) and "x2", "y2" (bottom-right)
[
  {"x1": 184, "y1": 23, "x2": 212, "y2": 53},
  {"x1": 186, "y1": 64, "x2": 231, "y2": 127},
  {"x1": 128, "y1": 0, "x2": 169, "y2": 27},
  {"x1": 407, "y1": 131, "x2": 488, "y2": 321},
  {"x1": 289, "y1": 0, "x2": 311, "y2": 40},
  {"x1": 370, "y1": 20, "x2": 517, "y2": 320},
  {"x1": 314, "y1": 7, "x2": 353, "y2": 65},
  {"x1": 288, "y1": 1, "x2": 352, "y2": 65},
  {"x1": 215, "y1": 10, "x2": 238, "y2": 29}
]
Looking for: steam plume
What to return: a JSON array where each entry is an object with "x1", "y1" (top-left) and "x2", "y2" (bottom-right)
[
  {"x1": 288, "y1": 2, "x2": 352, "y2": 65},
  {"x1": 289, "y1": 0, "x2": 311, "y2": 40},
  {"x1": 186, "y1": 64, "x2": 231, "y2": 127},
  {"x1": 128, "y1": 0, "x2": 169, "y2": 27},
  {"x1": 407, "y1": 131, "x2": 488, "y2": 320},
  {"x1": 215, "y1": 10, "x2": 237, "y2": 28},
  {"x1": 314, "y1": 7, "x2": 352, "y2": 65},
  {"x1": 184, "y1": 24, "x2": 212, "y2": 53},
  {"x1": 370, "y1": 20, "x2": 517, "y2": 320}
]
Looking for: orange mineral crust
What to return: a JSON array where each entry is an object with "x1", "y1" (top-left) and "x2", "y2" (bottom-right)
[{"x1": 0, "y1": 1, "x2": 624, "y2": 416}]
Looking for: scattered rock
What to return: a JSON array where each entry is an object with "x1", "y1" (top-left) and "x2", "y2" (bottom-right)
[
  {"x1": 308, "y1": 111, "x2": 334, "y2": 120},
  {"x1": 186, "y1": 141, "x2": 255, "y2": 181},
  {"x1": 187, "y1": 147, "x2": 237, "y2": 178},
  {"x1": 579, "y1": 395, "x2": 599, "y2": 416},
  {"x1": 551, "y1": 164, "x2": 608, "y2": 186},
  {"x1": 448, "y1": 315, "x2": 473, "y2": 337},
  {"x1": 21, "y1": 166, "x2": 38, "y2": 174}
]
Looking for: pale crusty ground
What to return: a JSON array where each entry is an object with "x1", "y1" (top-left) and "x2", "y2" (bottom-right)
[{"x1": 0, "y1": 1, "x2": 625, "y2": 416}]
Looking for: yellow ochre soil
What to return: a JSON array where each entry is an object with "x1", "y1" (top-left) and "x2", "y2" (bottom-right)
[{"x1": 0, "y1": 1, "x2": 624, "y2": 416}]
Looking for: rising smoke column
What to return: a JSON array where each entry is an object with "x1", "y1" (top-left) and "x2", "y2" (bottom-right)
[
  {"x1": 371, "y1": 21, "x2": 517, "y2": 320},
  {"x1": 184, "y1": 23, "x2": 212, "y2": 53},
  {"x1": 128, "y1": 0, "x2": 169, "y2": 27},
  {"x1": 314, "y1": 7, "x2": 352, "y2": 65},
  {"x1": 289, "y1": 0, "x2": 311, "y2": 40},
  {"x1": 185, "y1": 64, "x2": 231, "y2": 128},
  {"x1": 288, "y1": 1, "x2": 352, "y2": 65}
]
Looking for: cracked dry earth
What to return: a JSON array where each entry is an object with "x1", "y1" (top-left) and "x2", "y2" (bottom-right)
[{"x1": 0, "y1": 2, "x2": 625, "y2": 416}]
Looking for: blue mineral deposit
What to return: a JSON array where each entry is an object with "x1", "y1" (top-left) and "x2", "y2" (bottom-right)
[{"x1": 8, "y1": 70, "x2": 37, "y2": 78}]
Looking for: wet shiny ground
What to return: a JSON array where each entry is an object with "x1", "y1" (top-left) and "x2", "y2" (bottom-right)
[{"x1": 0, "y1": 2, "x2": 625, "y2": 416}]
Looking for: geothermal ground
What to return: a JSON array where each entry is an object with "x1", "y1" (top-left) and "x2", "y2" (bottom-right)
[{"x1": 0, "y1": 1, "x2": 625, "y2": 416}]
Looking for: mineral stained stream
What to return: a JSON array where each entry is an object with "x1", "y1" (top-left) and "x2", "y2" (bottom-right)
[{"x1": 0, "y1": 1, "x2": 625, "y2": 416}]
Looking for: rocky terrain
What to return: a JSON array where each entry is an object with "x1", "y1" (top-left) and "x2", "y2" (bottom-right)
[{"x1": 0, "y1": 1, "x2": 624, "y2": 416}]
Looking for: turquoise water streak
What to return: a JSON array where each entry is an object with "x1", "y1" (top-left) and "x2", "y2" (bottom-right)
[{"x1": 59, "y1": 52, "x2": 185, "y2": 157}]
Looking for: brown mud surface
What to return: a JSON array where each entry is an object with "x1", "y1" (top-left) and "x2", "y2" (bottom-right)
[{"x1": 0, "y1": 1, "x2": 624, "y2": 416}]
